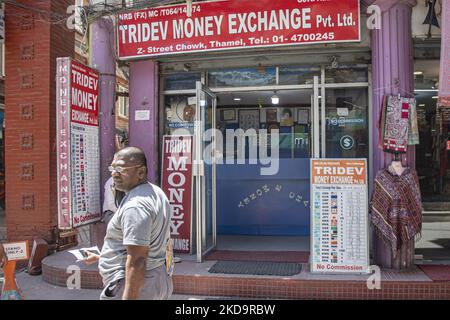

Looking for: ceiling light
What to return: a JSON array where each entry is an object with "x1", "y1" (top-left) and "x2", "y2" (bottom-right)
[
  {"x1": 414, "y1": 71, "x2": 423, "y2": 75},
  {"x1": 432, "y1": 96, "x2": 438, "y2": 99},
  {"x1": 419, "y1": 104, "x2": 426, "y2": 107},
  {"x1": 271, "y1": 93, "x2": 280, "y2": 105},
  {"x1": 233, "y1": 97, "x2": 241, "y2": 101}
]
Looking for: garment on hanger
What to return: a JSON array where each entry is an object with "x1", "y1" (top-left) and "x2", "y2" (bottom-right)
[
  {"x1": 381, "y1": 95, "x2": 410, "y2": 153},
  {"x1": 370, "y1": 167, "x2": 422, "y2": 257},
  {"x1": 407, "y1": 98, "x2": 420, "y2": 146},
  {"x1": 378, "y1": 95, "x2": 387, "y2": 150}
]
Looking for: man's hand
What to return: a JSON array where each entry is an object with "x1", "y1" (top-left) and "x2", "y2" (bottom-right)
[
  {"x1": 82, "y1": 252, "x2": 100, "y2": 265},
  {"x1": 123, "y1": 245, "x2": 149, "y2": 300}
]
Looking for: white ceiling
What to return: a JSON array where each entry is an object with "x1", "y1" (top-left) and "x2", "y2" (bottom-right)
[{"x1": 217, "y1": 90, "x2": 312, "y2": 107}]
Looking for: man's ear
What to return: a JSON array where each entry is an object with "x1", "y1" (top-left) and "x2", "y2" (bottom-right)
[{"x1": 138, "y1": 166, "x2": 147, "y2": 179}]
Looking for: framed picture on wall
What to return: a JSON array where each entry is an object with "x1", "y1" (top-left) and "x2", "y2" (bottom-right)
[
  {"x1": 297, "y1": 109, "x2": 310, "y2": 125},
  {"x1": 280, "y1": 108, "x2": 294, "y2": 126},
  {"x1": 267, "y1": 122, "x2": 280, "y2": 133},
  {"x1": 239, "y1": 109, "x2": 260, "y2": 131},
  {"x1": 221, "y1": 109, "x2": 236, "y2": 122},
  {"x1": 266, "y1": 109, "x2": 277, "y2": 122}
]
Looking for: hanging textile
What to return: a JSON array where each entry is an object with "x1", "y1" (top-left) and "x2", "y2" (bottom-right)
[
  {"x1": 370, "y1": 167, "x2": 422, "y2": 257},
  {"x1": 382, "y1": 95, "x2": 410, "y2": 153},
  {"x1": 407, "y1": 98, "x2": 420, "y2": 145},
  {"x1": 378, "y1": 95, "x2": 387, "y2": 150},
  {"x1": 438, "y1": 0, "x2": 450, "y2": 108}
]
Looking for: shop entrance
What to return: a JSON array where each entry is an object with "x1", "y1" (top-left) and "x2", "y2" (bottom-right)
[
  {"x1": 162, "y1": 64, "x2": 370, "y2": 262},
  {"x1": 194, "y1": 82, "x2": 218, "y2": 261},
  {"x1": 192, "y1": 79, "x2": 322, "y2": 262},
  {"x1": 413, "y1": 59, "x2": 450, "y2": 262}
]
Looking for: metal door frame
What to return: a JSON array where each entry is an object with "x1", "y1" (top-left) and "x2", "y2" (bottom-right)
[{"x1": 195, "y1": 81, "x2": 217, "y2": 263}]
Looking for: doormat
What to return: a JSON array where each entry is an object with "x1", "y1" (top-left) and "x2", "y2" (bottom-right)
[
  {"x1": 208, "y1": 261, "x2": 302, "y2": 276},
  {"x1": 205, "y1": 250, "x2": 309, "y2": 263},
  {"x1": 417, "y1": 265, "x2": 450, "y2": 281}
]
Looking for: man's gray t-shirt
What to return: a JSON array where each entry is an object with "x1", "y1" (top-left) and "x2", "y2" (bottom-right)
[{"x1": 99, "y1": 182, "x2": 172, "y2": 286}]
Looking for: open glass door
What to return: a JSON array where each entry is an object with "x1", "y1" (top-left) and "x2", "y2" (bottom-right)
[
  {"x1": 312, "y1": 75, "x2": 321, "y2": 158},
  {"x1": 195, "y1": 81, "x2": 217, "y2": 262}
]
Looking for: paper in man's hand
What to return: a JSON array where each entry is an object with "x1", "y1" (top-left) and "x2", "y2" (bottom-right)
[{"x1": 69, "y1": 246, "x2": 100, "y2": 262}]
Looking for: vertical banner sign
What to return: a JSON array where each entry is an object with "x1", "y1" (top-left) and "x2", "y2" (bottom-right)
[
  {"x1": 57, "y1": 58, "x2": 72, "y2": 229},
  {"x1": 310, "y1": 159, "x2": 369, "y2": 274},
  {"x1": 117, "y1": 0, "x2": 360, "y2": 59},
  {"x1": 161, "y1": 135, "x2": 193, "y2": 254},
  {"x1": 56, "y1": 57, "x2": 101, "y2": 229}
]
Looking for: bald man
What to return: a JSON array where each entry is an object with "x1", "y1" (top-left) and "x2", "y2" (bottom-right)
[{"x1": 84, "y1": 147, "x2": 173, "y2": 300}]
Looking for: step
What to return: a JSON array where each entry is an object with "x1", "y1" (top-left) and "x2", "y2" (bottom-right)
[
  {"x1": 41, "y1": 250, "x2": 450, "y2": 299},
  {"x1": 423, "y1": 202, "x2": 450, "y2": 212}
]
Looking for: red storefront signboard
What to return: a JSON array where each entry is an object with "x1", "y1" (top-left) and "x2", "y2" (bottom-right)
[
  {"x1": 161, "y1": 136, "x2": 194, "y2": 254},
  {"x1": 56, "y1": 57, "x2": 101, "y2": 229},
  {"x1": 117, "y1": 0, "x2": 360, "y2": 59}
]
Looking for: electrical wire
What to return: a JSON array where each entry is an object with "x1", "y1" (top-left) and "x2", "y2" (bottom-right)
[
  {"x1": 1, "y1": 0, "x2": 198, "y2": 64},
  {"x1": 0, "y1": 0, "x2": 192, "y2": 26}
]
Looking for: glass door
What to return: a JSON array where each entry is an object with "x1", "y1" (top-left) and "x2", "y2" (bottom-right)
[
  {"x1": 195, "y1": 81, "x2": 217, "y2": 262},
  {"x1": 312, "y1": 76, "x2": 320, "y2": 158}
]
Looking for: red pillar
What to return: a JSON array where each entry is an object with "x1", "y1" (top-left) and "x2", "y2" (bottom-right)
[{"x1": 5, "y1": 1, "x2": 74, "y2": 243}]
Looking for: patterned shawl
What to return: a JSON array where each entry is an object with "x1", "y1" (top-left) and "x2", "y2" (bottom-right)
[
  {"x1": 381, "y1": 95, "x2": 410, "y2": 153},
  {"x1": 407, "y1": 98, "x2": 419, "y2": 146},
  {"x1": 370, "y1": 167, "x2": 422, "y2": 256}
]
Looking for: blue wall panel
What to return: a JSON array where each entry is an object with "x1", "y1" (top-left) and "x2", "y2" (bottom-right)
[{"x1": 216, "y1": 159, "x2": 311, "y2": 236}]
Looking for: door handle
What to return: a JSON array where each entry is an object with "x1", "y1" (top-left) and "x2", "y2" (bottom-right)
[{"x1": 193, "y1": 160, "x2": 204, "y2": 177}]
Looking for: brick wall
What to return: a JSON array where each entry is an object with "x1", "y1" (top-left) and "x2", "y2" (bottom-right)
[{"x1": 5, "y1": 0, "x2": 75, "y2": 243}]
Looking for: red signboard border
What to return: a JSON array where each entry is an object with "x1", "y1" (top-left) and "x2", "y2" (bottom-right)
[
  {"x1": 161, "y1": 135, "x2": 194, "y2": 254},
  {"x1": 116, "y1": 0, "x2": 361, "y2": 61},
  {"x1": 70, "y1": 59, "x2": 101, "y2": 228},
  {"x1": 56, "y1": 57, "x2": 73, "y2": 230},
  {"x1": 56, "y1": 57, "x2": 101, "y2": 230}
]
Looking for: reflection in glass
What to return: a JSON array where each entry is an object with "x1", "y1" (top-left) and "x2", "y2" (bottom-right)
[
  {"x1": 279, "y1": 66, "x2": 320, "y2": 85},
  {"x1": 325, "y1": 64, "x2": 368, "y2": 83},
  {"x1": 164, "y1": 72, "x2": 201, "y2": 90},
  {"x1": 325, "y1": 88, "x2": 369, "y2": 159},
  {"x1": 163, "y1": 95, "x2": 195, "y2": 136},
  {"x1": 208, "y1": 67, "x2": 276, "y2": 87}
]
